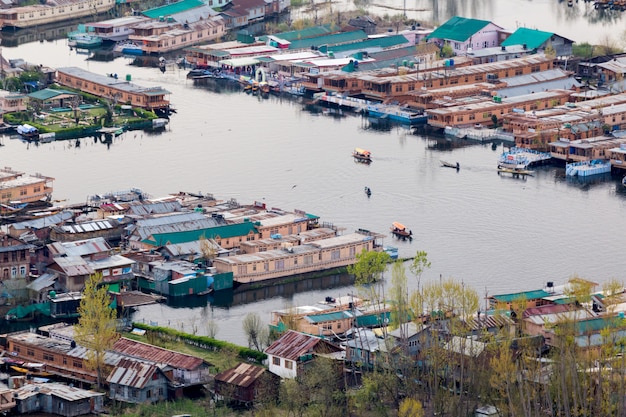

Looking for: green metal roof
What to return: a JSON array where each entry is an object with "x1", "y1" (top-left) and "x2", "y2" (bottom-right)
[
  {"x1": 288, "y1": 30, "x2": 367, "y2": 51},
  {"x1": 144, "y1": 222, "x2": 257, "y2": 246},
  {"x1": 426, "y1": 16, "x2": 492, "y2": 42},
  {"x1": 259, "y1": 25, "x2": 333, "y2": 42},
  {"x1": 326, "y1": 34, "x2": 409, "y2": 54},
  {"x1": 573, "y1": 317, "x2": 624, "y2": 334},
  {"x1": 355, "y1": 311, "x2": 390, "y2": 327},
  {"x1": 306, "y1": 311, "x2": 352, "y2": 323},
  {"x1": 491, "y1": 289, "x2": 551, "y2": 303},
  {"x1": 142, "y1": 0, "x2": 204, "y2": 18},
  {"x1": 501, "y1": 27, "x2": 553, "y2": 50},
  {"x1": 28, "y1": 88, "x2": 77, "y2": 101}
]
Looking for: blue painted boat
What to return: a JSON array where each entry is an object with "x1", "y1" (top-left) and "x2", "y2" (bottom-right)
[{"x1": 366, "y1": 104, "x2": 427, "y2": 125}]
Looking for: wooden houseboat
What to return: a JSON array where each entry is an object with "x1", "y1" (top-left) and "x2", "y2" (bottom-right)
[
  {"x1": 129, "y1": 18, "x2": 226, "y2": 55},
  {"x1": 0, "y1": 167, "x2": 53, "y2": 204},
  {"x1": 55, "y1": 67, "x2": 170, "y2": 112},
  {"x1": 0, "y1": 0, "x2": 115, "y2": 29},
  {"x1": 212, "y1": 230, "x2": 383, "y2": 284}
]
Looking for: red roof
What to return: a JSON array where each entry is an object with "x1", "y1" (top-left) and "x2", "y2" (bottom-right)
[
  {"x1": 214, "y1": 362, "x2": 266, "y2": 388},
  {"x1": 264, "y1": 330, "x2": 340, "y2": 361},
  {"x1": 113, "y1": 337, "x2": 208, "y2": 371}
]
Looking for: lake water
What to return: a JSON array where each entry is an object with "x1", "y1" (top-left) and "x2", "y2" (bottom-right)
[{"x1": 2, "y1": 23, "x2": 626, "y2": 345}]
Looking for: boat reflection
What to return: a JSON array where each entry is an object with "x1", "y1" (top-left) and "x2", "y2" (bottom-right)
[{"x1": 162, "y1": 272, "x2": 355, "y2": 310}]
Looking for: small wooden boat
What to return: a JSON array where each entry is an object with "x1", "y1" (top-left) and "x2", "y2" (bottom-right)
[
  {"x1": 391, "y1": 222, "x2": 413, "y2": 240},
  {"x1": 497, "y1": 167, "x2": 534, "y2": 177},
  {"x1": 353, "y1": 148, "x2": 372, "y2": 163},
  {"x1": 440, "y1": 160, "x2": 460, "y2": 170}
]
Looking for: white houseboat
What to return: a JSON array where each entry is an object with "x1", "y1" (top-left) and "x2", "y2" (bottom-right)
[{"x1": 86, "y1": 16, "x2": 149, "y2": 42}]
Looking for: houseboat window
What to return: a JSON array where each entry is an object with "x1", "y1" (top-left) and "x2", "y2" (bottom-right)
[
  {"x1": 43, "y1": 353, "x2": 54, "y2": 361},
  {"x1": 11, "y1": 267, "x2": 17, "y2": 278},
  {"x1": 275, "y1": 260, "x2": 284, "y2": 270},
  {"x1": 304, "y1": 255, "x2": 312, "y2": 265},
  {"x1": 273, "y1": 357, "x2": 280, "y2": 366},
  {"x1": 27, "y1": 349, "x2": 34, "y2": 356},
  {"x1": 349, "y1": 246, "x2": 355, "y2": 257},
  {"x1": 331, "y1": 250, "x2": 340, "y2": 260},
  {"x1": 264, "y1": 263, "x2": 269, "y2": 271},
  {"x1": 19, "y1": 266, "x2": 26, "y2": 276},
  {"x1": 294, "y1": 258, "x2": 298, "y2": 265},
  {"x1": 252, "y1": 265, "x2": 256, "y2": 271},
  {"x1": 238, "y1": 265, "x2": 247, "y2": 275},
  {"x1": 63, "y1": 358, "x2": 67, "y2": 365}
]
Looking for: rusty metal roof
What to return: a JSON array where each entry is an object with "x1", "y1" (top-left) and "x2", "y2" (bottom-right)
[
  {"x1": 127, "y1": 201, "x2": 183, "y2": 216},
  {"x1": 264, "y1": 330, "x2": 340, "y2": 361},
  {"x1": 214, "y1": 362, "x2": 265, "y2": 388},
  {"x1": 106, "y1": 358, "x2": 163, "y2": 388},
  {"x1": 113, "y1": 337, "x2": 208, "y2": 371}
]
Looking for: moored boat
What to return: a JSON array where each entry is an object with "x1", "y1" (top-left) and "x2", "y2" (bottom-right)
[
  {"x1": 353, "y1": 148, "x2": 372, "y2": 162},
  {"x1": 565, "y1": 159, "x2": 611, "y2": 177},
  {"x1": 391, "y1": 222, "x2": 412, "y2": 240},
  {"x1": 68, "y1": 32, "x2": 103, "y2": 48},
  {"x1": 16, "y1": 124, "x2": 39, "y2": 139},
  {"x1": 113, "y1": 41, "x2": 143, "y2": 55},
  {"x1": 366, "y1": 104, "x2": 427, "y2": 125},
  {"x1": 440, "y1": 160, "x2": 460, "y2": 170},
  {"x1": 497, "y1": 167, "x2": 534, "y2": 176},
  {"x1": 10, "y1": 363, "x2": 52, "y2": 377}
]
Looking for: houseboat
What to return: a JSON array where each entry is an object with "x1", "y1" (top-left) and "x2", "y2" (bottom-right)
[
  {"x1": 0, "y1": 0, "x2": 115, "y2": 29},
  {"x1": 0, "y1": 167, "x2": 54, "y2": 203},
  {"x1": 68, "y1": 33, "x2": 102, "y2": 49},
  {"x1": 86, "y1": 16, "x2": 149, "y2": 42},
  {"x1": 212, "y1": 230, "x2": 383, "y2": 284},
  {"x1": 128, "y1": 18, "x2": 225, "y2": 55}
]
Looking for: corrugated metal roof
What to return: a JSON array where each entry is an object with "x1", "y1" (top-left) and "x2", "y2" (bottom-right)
[
  {"x1": 491, "y1": 289, "x2": 551, "y2": 303},
  {"x1": 326, "y1": 34, "x2": 410, "y2": 54},
  {"x1": 113, "y1": 337, "x2": 207, "y2": 370},
  {"x1": 305, "y1": 310, "x2": 352, "y2": 323},
  {"x1": 144, "y1": 221, "x2": 257, "y2": 246},
  {"x1": 501, "y1": 27, "x2": 554, "y2": 49},
  {"x1": 28, "y1": 88, "x2": 77, "y2": 101},
  {"x1": 265, "y1": 330, "x2": 339, "y2": 360},
  {"x1": 258, "y1": 25, "x2": 332, "y2": 42},
  {"x1": 142, "y1": 0, "x2": 204, "y2": 18},
  {"x1": 427, "y1": 16, "x2": 493, "y2": 42},
  {"x1": 13, "y1": 382, "x2": 104, "y2": 401},
  {"x1": 106, "y1": 358, "x2": 161, "y2": 388},
  {"x1": 288, "y1": 30, "x2": 367, "y2": 51},
  {"x1": 214, "y1": 362, "x2": 265, "y2": 388},
  {"x1": 9, "y1": 211, "x2": 73, "y2": 230},
  {"x1": 127, "y1": 201, "x2": 183, "y2": 216},
  {"x1": 53, "y1": 256, "x2": 94, "y2": 276},
  {"x1": 26, "y1": 272, "x2": 58, "y2": 291},
  {"x1": 48, "y1": 237, "x2": 111, "y2": 257}
]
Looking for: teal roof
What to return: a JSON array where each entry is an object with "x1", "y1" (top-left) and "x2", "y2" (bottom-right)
[
  {"x1": 306, "y1": 311, "x2": 352, "y2": 323},
  {"x1": 573, "y1": 317, "x2": 624, "y2": 334},
  {"x1": 144, "y1": 222, "x2": 257, "y2": 246},
  {"x1": 288, "y1": 30, "x2": 367, "y2": 51},
  {"x1": 28, "y1": 88, "x2": 77, "y2": 101},
  {"x1": 491, "y1": 289, "x2": 551, "y2": 303},
  {"x1": 326, "y1": 34, "x2": 409, "y2": 54},
  {"x1": 142, "y1": 0, "x2": 204, "y2": 18},
  {"x1": 259, "y1": 25, "x2": 333, "y2": 42},
  {"x1": 501, "y1": 27, "x2": 554, "y2": 49},
  {"x1": 426, "y1": 16, "x2": 492, "y2": 42},
  {"x1": 355, "y1": 311, "x2": 390, "y2": 327}
]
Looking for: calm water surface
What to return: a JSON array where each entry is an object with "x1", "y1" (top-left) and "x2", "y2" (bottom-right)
[{"x1": 2, "y1": 38, "x2": 626, "y2": 346}]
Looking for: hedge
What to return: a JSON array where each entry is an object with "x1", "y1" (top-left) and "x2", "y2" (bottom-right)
[{"x1": 132, "y1": 322, "x2": 267, "y2": 364}]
